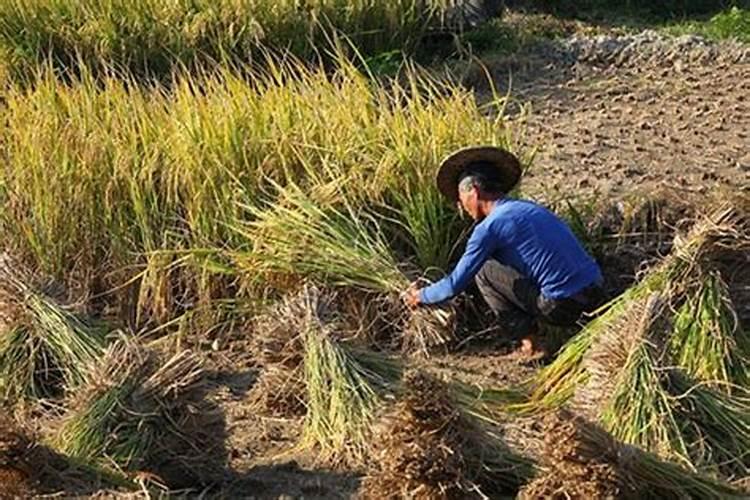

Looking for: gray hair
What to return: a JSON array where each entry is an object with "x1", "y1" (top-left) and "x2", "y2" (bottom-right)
[{"x1": 458, "y1": 174, "x2": 501, "y2": 194}]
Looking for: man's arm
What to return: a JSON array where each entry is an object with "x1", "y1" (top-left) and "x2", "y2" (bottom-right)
[{"x1": 418, "y1": 224, "x2": 495, "y2": 305}]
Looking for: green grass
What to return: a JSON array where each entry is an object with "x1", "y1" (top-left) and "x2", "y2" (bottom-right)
[{"x1": 665, "y1": 6, "x2": 750, "y2": 42}]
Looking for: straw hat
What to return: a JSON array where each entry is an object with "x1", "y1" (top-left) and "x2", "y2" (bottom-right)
[{"x1": 436, "y1": 146, "x2": 521, "y2": 203}]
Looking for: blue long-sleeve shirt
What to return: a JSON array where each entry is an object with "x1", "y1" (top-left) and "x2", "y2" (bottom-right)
[{"x1": 420, "y1": 198, "x2": 602, "y2": 305}]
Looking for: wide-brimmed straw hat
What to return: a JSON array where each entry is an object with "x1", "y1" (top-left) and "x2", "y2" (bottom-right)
[{"x1": 436, "y1": 146, "x2": 521, "y2": 203}]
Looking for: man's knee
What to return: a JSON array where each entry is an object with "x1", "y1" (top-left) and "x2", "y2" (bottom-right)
[{"x1": 475, "y1": 259, "x2": 504, "y2": 289}]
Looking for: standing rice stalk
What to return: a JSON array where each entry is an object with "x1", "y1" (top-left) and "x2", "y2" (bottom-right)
[{"x1": 0, "y1": 0, "x2": 453, "y2": 81}]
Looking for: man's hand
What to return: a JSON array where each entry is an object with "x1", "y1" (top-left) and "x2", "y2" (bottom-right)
[{"x1": 402, "y1": 284, "x2": 421, "y2": 309}]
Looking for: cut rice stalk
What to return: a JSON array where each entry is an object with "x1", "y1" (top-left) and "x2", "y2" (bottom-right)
[
  {"x1": 670, "y1": 270, "x2": 750, "y2": 391},
  {"x1": 524, "y1": 200, "x2": 749, "y2": 413},
  {"x1": 0, "y1": 254, "x2": 105, "y2": 400},
  {"x1": 670, "y1": 374, "x2": 750, "y2": 478},
  {"x1": 234, "y1": 180, "x2": 456, "y2": 355},
  {"x1": 362, "y1": 371, "x2": 532, "y2": 499},
  {"x1": 52, "y1": 339, "x2": 203, "y2": 473},
  {"x1": 570, "y1": 294, "x2": 693, "y2": 467},
  {"x1": 300, "y1": 325, "x2": 400, "y2": 466},
  {"x1": 525, "y1": 410, "x2": 745, "y2": 500}
]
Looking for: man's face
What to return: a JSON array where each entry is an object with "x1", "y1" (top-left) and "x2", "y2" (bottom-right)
[{"x1": 458, "y1": 185, "x2": 480, "y2": 221}]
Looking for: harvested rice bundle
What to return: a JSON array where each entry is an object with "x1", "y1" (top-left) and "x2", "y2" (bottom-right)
[
  {"x1": 526, "y1": 199, "x2": 749, "y2": 412},
  {"x1": 670, "y1": 270, "x2": 750, "y2": 391},
  {"x1": 575, "y1": 294, "x2": 691, "y2": 466},
  {"x1": 574, "y1": 293, "x2": 750, "y2": 477},
  {"x1": 52, "y1": 339, "x2": 203, "y2": 475},
  {"x1": 236, "y1": 181, "x2": 456, "y2": 356},
  {"x1": 669, "y1": 374, "x2": 750, "y2": 478},
  {"x1": 0, "y1": 254, "x2": 105, "y2": 400},
  {"x1": 248, "y1": 287, "x2": 333, "y2": 417},
  {"x1": 300, "y1": 322, "x2": 401, "y2": 466},
  {"x1": 520, "y1": 411, "x2": 744, "y2": 500},
  {"x1": 361, "y1": 371, "x2": 531, "y2": 499}
]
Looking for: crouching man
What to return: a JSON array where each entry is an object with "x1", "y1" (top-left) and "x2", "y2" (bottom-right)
[{"x1": 403, "y1": 146, "x2": 604, "y2": 356}]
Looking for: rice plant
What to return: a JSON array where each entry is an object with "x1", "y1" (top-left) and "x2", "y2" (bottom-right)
[
  {"x1": 670, "y1": 374, "x2": 750, "y2": 478},
  {"x1": 0, "y1": 0, "x2": 454, "y2": 81},
  {"x1": 0, "y1": 52, "x2": 511, "y2": 329}
]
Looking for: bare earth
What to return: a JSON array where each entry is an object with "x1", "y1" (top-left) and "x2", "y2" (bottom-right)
[{"x1": 488, "y1": 34, "x2": 750, "y2": 199}]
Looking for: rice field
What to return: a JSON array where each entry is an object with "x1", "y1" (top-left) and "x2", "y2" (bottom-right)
[
  {"x1": 0, "y1": 2, "x2": 749, "y2": 497},
  {"x1": 0, "y1": 0, "x2": 459, "y2": 82}
]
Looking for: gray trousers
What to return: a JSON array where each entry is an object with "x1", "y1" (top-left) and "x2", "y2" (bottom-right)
[{"x1": 475, "y1": 260, "x2": 604, "y2": 337}]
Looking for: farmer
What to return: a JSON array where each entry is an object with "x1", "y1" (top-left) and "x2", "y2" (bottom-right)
[{"x1": 403, "y1": 146, "x2": 604, "y2": 355}]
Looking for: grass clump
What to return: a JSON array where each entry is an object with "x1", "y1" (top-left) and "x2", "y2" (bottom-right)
[{"x1": 665, "y1": 7, "x2": 750, "y2": 42}]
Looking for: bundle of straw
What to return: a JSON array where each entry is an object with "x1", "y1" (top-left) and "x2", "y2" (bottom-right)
[
  {"x1": 361, "y1": 371, "x2": 532, "y2": 499},
  {"x1": 52, "y1": 339, "x2": 203, "y2": 475},
  {"x1": 670, "y1": 270, "x2": 750, "y2": 390},
  {"x1": 248, "y1": 287, "x2": 335, "y2": 417},
  {"x1": 300, "y1": 315, "x2": 401, "y2": 465},
  {"x1": 0, "y1": 254, "x2": 105, "y2": 400},
  {"x1": 526, "y1": 199, "x2": 750, "y2": 413},
  {"x1": 519, "y1": 410, "x2": 744, "y2": 500},
  {"x1": 236, "y1": 181, "x2": 456, "y2": 356}
]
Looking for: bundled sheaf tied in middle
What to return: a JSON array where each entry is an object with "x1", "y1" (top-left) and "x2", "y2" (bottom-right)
[
  {"x1": 250, "y1": 284, "x2": 402, "y2": 465},
  {"x1": 50, "y1": 338, "x2": 205, "y2": 480},
  {"x1": 512, "y1": 199, "x2": 750, "y2": 481},
  {"x1": 361, "y1": 371, "x2": 532, "y2": 499}
]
